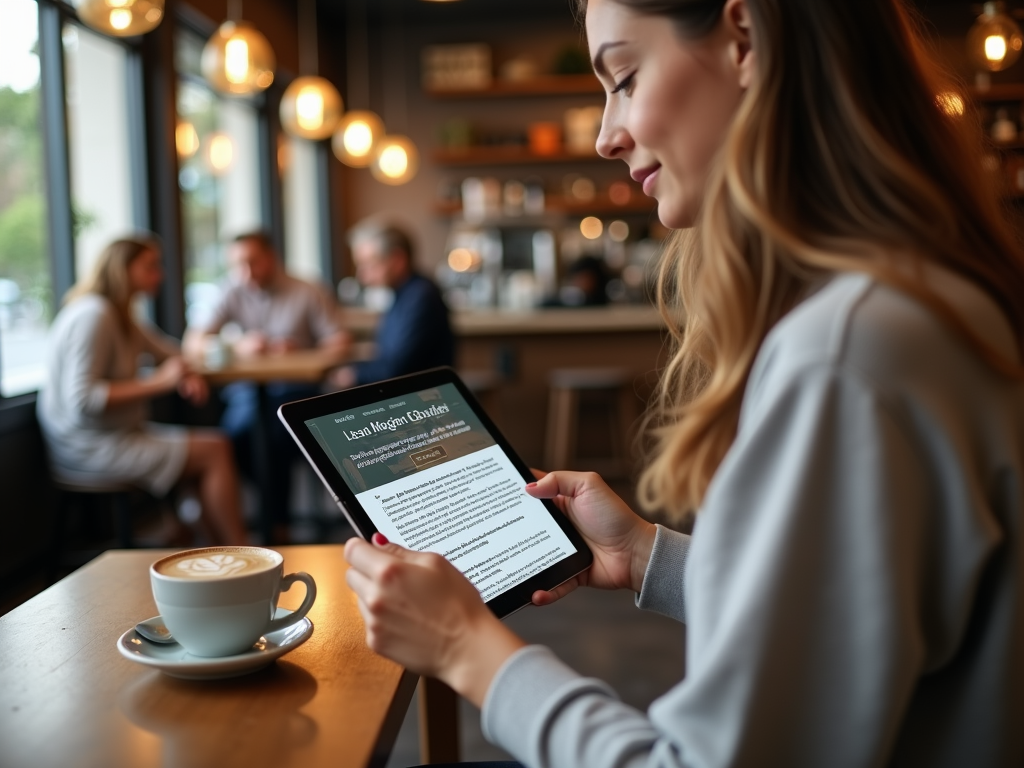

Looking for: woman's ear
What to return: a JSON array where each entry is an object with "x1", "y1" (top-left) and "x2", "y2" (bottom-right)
[{"x1": 724, "y1": 0, "x2": 755, "y2": 89}]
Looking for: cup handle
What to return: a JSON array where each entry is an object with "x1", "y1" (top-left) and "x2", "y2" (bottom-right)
[{"x1": 267, "y1": 572, "x2": 317, "y2": 633}]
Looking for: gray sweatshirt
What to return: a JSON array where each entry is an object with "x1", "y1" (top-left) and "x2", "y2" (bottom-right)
[{"x1": 482, "y1": 271, "x2": 1024, "y2": 767}]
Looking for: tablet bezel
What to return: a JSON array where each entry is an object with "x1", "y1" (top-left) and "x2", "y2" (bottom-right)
[{"x1": 278, "y1": 366, "x2": 594, "y2": 618}]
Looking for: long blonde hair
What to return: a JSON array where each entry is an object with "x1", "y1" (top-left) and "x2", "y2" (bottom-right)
[
  {"x1": 584, "y1": 0, "x2": 1024, "y2": 518},
  {"x1": 64, "y1": 236, "x2": 159, "y2": 331}
]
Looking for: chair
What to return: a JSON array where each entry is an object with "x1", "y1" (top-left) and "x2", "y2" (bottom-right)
[
  {"x1": 544, "y1": 367, "x2": 637, "y2": 478},
  {"x1": 48, "y1": 477, "x2": 135, "y2": 583}
]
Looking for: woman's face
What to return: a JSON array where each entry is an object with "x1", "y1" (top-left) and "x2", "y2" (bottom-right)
[
  {"x1": 127, "y1": 248, "x2": 164, "y2": 296},
  {"x1": 588, "y1": 0, "x2": 752, "y2": 228}
]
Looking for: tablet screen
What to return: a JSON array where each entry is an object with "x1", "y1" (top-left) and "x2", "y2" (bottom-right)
[{"x1": 302, "y1": 382, "x2": 577, "y2": 601}]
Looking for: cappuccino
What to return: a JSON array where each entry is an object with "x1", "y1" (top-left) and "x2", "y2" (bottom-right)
[{"x1": 155, "y1": 547, "x2": 278, "y2": 580}]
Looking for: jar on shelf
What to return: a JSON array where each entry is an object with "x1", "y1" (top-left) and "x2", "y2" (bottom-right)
[{"x1": 992, "y1": 107, "x2": 1017, "y2": 143}]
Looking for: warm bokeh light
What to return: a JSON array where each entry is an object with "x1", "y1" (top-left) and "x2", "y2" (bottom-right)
[
  {"x1": 371, "y1": 135, "x2": 419, "y2": 185},
  {"x1": 74, "y1": 0, "x2": 165, "y2": 37},
  {"x1": 580, "y1": 216, "x2": 603, "y2": 240},
  {"x1": 968, "y1": 3, "x2": 1023, "y2": 71},
  {"x1": 201, "y1": 21, "x2": 276, "y2": 96},
  {"x1": 608, "y1": 180, "x2": 632, "y2": 206},
  {"x1": 109, "y1": 9, "x2": 131, "y2": 30},
  {"x1": 935, "y1": 91, "x2": 965, "y2": 118},
  {"x1": 280, "y1": 77, "x2": 343, "y2": 140},
  {"x1": 608, "y1": 220, "x2": 629, "y2": 242},
  {"x1": 207, "y1": 133, "x2": 234, "y2": 174},
  {"x1": 332, "y1": 111, "x2": 385, "y2": 167},
  {"x1": 175, "y1": 122, "x2": 199, "y2": 158},
  {"x1": 986, "y1": 34, "x2": 1008, "y2": 62},
  {"x1": 448, "y1": 248, "x2": 480, "y2": 273}
]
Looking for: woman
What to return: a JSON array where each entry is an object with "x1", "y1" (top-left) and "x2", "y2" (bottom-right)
[
  {"x1": 38, "y1": 237, "x2": 247, "y2": 545},
  {"x1": 345, "y1": 1, "x2": 1024, "y2": 766}
]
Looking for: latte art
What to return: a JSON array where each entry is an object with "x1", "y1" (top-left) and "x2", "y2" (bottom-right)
[{"x1": 155, "y1": 548, "x2": 278, "y2": 579}]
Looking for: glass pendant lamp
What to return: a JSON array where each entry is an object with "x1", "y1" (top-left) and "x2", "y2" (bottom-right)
[
  {"x1": 74, "y1": 0, "x2": 164, "y2": 37},
  {"x1": 968, "y1": 2, "x2": 1024, "y2": 71},
  {"x1": 280, "y1": 0, "x2": 343, "y2": 140},
  {"x1": 368, "y1": 7, "x2": 420, "y2": 184},
  {"x1": 201, "y1": 2, "x2": 275, "y2": 97}
]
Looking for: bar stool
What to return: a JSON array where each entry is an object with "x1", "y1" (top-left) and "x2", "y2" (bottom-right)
[
  {"x1": 544, "y1": 367, "x2": 637, "y2": 478},
  {"x1": 459, "y1": 369, "x2": 502, "y2": 421},
  {"x1": 49, "y1": 478, "x2": 135, "y2": 583}
]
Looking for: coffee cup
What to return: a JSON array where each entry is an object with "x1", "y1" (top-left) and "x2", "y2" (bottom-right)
[{"x1": 150, "y1": 546, "x2": 316, "y2": 657}]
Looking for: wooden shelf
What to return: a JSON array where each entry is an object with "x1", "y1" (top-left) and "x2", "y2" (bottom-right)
[
  {"x1": 426, "y1": 74, "x2": 602, "y2": 99},
  {"x1": 434, "y1": 194, "x2": 656, "y2": 219},
  {"x1": 434, "y1": 146, "x2": 606, "y2": 166},
  {"x1": 970, "y1": 83, "x2": 1024, "y2": 101}
]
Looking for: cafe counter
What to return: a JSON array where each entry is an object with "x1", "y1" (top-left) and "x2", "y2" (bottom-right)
[{"x1": 343, "y1": 305, "x2": 669, "y2": 469}]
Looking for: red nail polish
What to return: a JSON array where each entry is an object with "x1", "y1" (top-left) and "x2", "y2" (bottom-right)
[
  {"x1": 526, "y1": 482, "x2": 537, "y2": 488},
  {"x1": 372, "y1": 532, "x2": 389, "y2": 546}
]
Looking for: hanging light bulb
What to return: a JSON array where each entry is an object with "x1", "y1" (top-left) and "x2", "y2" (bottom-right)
[
  {"x1": 371, "y1": 135, "x2": 419, "y2": 185},
  {"x1": 207, "y1": 133, "x2": 235, "y2": 175},
  {"x1": 176, "y1": 122, "x2": 200, "y2": 159},
  {"x1": 968, "y1": 2, "x2": 1024, "y2": 72},
  {"x1": 73, "y1": 0, "x2": 164, "y2": 37},
  {"x1": 201, "y1": 21, "x2": 275, "y2": 95},
  {"x1": 332, "y1": 110, "x2": 384, "y2": 167},
  {"x1": 280, "y1": 76, "x2": 343, "y2": 140}
]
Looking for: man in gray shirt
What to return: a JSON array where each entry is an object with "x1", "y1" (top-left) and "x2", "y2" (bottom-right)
[{"x1": 186, "y1": 231, "x2": 348, "y2": 539}]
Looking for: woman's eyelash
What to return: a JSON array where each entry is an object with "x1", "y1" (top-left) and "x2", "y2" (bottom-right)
[{"x1": 611, "y1": 73, "x2": 635, "y2": 94}]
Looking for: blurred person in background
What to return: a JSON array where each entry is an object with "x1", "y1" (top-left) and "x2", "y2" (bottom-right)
[
  {"x1": 38, "y1": 236, "x2": 247, "y2": 544},
  {"x1": 330, "y1": 221, "x2": 454, "y2": 389},
  {"x1": 184, "y1": 230, "x2": 349, "y2": 542}
]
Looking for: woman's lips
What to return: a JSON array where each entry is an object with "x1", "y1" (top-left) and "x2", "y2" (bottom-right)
[
  {"x1": 642, "y1": 168, "x2": 659, "y2": 196},
  {"x1": 631, "y1": 165, "x2": 660, "y2": 196}
]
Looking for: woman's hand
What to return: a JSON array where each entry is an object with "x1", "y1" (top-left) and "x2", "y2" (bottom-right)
[
  {"x1": 526, "y1": 471, "x2": 656, "y2": 605},
  {"x1": 344, "y1": 536, "x2": 526, "y2": 707},
  {"x1": 177, "y1": 372, "x2": 209, "y2": 406},
  {"x1": 150, "y1": 356, "x2": 187, "y2": 392}
]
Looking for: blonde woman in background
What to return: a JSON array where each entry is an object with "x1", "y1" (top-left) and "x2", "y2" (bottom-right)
[
  {"x1": 38, "y1": 237, "x2": 247, "y2": 545},
  {"x1": 343, "y1": 0, "x2": 1024, "y2": 766}
]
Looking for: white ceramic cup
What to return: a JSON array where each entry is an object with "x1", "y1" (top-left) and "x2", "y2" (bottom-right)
[{"x1": 150, "y1": 546, "x2": 317, "y2": 657}]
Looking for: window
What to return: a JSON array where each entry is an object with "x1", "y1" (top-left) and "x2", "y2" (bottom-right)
[
  {"x1": 0, "y1": 0, "x2": 51, "y2": 397},
  {"x1": 281, "y1": 136, "x2": 323, "y2": 281},
  {"x1": 63, "y1": 23, "x2": 136, "y2": 278},
  {"x1": 176, "y1": 28, "x2": 262, "y2": 328}
]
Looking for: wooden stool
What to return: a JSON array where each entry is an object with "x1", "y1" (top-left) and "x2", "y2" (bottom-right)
[
  {"x1": 49, "y1": 478, "x2": 135, "y2": 583},
  {"x1": 544, "y1": 367, "x2": 637, "y2": 478}
]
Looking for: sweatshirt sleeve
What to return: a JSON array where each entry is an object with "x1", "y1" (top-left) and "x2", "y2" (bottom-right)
[
  {"x1": 61, "y1": 304, "x2": 115, "y2": 416},
  {"x1": 636, "y1": 525, "x2": 692, "y2": 623},
  {"x1": 481, "y1": 362, "x2": 964, "y2": 768}
]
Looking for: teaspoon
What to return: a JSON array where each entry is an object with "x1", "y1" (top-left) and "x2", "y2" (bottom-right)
[{"x1": 134, "y1": 616, "x2": 176, "y2": 644}]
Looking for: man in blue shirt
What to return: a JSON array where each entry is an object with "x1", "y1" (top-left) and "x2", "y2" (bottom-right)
[{"x1": 332, "y1": 223, "x2": 454, "y2": 388}]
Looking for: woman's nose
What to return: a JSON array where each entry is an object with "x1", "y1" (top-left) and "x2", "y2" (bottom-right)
[{"x1": 595, "y1": 107, "x2": 632, "y2": 160}]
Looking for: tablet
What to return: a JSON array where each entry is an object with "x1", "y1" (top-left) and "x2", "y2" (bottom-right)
[{"x1": 278, "y1": 367, "x2": 593, "y2": 618}]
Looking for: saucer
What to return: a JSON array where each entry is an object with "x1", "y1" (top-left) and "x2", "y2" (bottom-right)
[{"x1": 116, "y1": 608, "x2": 313, "y2": 680}]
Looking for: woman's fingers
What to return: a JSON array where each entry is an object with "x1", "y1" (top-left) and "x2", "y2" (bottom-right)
[
  {"x1": 530, "y1": 468, "x2": 548, "y2": 481},
  {"x1": 531, "y1": 577, "x2": 581, "y2": 606},
  {"x1": 526, "y1": 470, "x2": 604, "y2": 500}
]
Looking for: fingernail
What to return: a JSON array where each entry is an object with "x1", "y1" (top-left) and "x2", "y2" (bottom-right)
[
  {"x1": 526, "y1": 482, "x2": 537, "y2": 488},
  {"x1": 372, "y1": 532, "x2": 389, "y2": 546}
]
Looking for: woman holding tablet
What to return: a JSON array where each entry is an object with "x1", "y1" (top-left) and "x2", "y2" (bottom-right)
[{"x1": 344, "y1": 0, "x2": 1024, "y2": 765}]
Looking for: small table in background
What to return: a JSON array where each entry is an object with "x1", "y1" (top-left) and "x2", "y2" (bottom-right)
[
  {"x1": 0, "y1": 546, "x2": 420, "y2": 768},
  {"x1": 192, "y1": 347, "x2": 355, "y2": 544}
]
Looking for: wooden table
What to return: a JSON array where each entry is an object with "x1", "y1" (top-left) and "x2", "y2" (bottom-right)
[{"x1": 0, "y1": 546, "x2": 418, "y2": 768}]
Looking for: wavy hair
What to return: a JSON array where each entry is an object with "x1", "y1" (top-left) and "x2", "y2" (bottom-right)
[
  {"x1": 64, "y1": 236, "x2": 160, "y2": 331},
  {"x1": 580, "y1": 0, "x2": 1024, "y2": 518}
]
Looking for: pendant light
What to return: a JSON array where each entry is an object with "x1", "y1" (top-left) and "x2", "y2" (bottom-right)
[
  {"x1": 332, "y1": 0, "x2": 385, "y2": 167},
  {"x1": 73, "y1": 0, "x2": 164, "y2": 37},
  {"x1": 201, "y1": 0, "x2": 275, "y2": 96},
  {"x1": 370, "y1": 6, "x2": 419, "y2": 185},
  {"x1": 968, "y1": 2, "x2": 1024, "y2": 72},
  {"x1": 280, "y1": 0, "x2": 343, "y2": 140}
]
